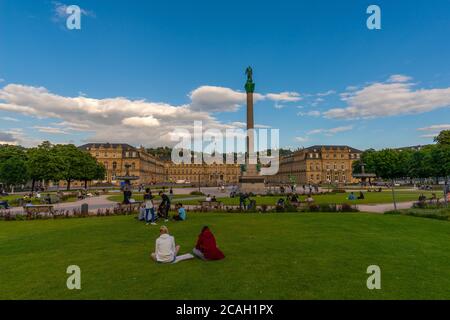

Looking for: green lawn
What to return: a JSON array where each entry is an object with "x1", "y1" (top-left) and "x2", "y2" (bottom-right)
[
  {"x1": 1, "y1": 212, "x2": 450, "y2": 299},
  {"x1": 182, "y1": 190, "x2": 436, "y2": 206},
  {"x1": 106, "y1": 193, "x2": 195, "y2": 203},
  {"x1": 0, "y1": 194, "x2": 78, "y2": 207}
]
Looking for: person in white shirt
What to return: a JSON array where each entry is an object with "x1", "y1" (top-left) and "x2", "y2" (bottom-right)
[
  {"x1": 205, "y1": 194, "x2": 212, "y2": 202},
  {"x1": 151, "y1": 226, "x2": 180, "y2": 263}
]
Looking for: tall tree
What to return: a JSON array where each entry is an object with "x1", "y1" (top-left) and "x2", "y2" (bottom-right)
[
  {"x1": 53, "y1": 144, "x2": 87, "y2": 191},
  {"x1": 434, "y1": 130, "x2": 450, "y2": 146},
  {"x1": 79, "y1": 152, "x2": 106, "y2": 189},
  {"x1": 371, "y1": 149, "x2": 412, "y2": 210},
  {"x1": 0, "y1": 145, "x2": 29, "y2": 192},
  {"x1": 26, "y1": 141, "x2": 61, "y2": 192}
]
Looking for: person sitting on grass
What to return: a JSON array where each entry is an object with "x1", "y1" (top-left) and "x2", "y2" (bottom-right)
[
  {"x1": 211, "y1": 195, "x2": 217, "y2": 202},
  {"x1": 306, "y1": 194, "x2": 314, "y2": 203},
  {"x1": 348, "y1": 192, "x2": 356, "y2": 201},
  {"x1": 290, "y1": 193, "x2": 299, "y2": 204},
  {"x1": 151, "y1": 226, "x2": 194, "y2": 264},
  {"x1": 418, "y1": 193, "x2": 426, "y2": 203},
  {"x1": 173, "y1": 203, "x2": 186, "y2": 221},
  {"x1": 0, "y1": 199, "x2": 9, "y2": 209},
  {"x1": 430, "y1": 193, "x2": 438, "y2": 204},
  {"x1": 276, "y1": 198, "x2": 285, "y2": 210},
  {"x1": 192, "y1": 226, "x2": 225, "y2": 261},
  {"x1": 151, "y1": 226, "x2": 180, "y2": 263},
  {"x1": 357, "y1": 191, "x2": 365, "y2": 200},
  {"x1": 205, "y1": 194, "x2": 212, "y2": 202}
]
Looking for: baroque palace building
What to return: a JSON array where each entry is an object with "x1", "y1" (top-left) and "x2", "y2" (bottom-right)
[
  {"x1": 63, "y1": 143, "x2": 361, "y2": 188},
  {"x1": 77, "y1": 143, "x2": 166, "y2": 186},
  {"x1": 64, "y1": 143, "x2": 240, "y2": 187},
  {"x1": 166, "y1": 162, "x2": 240, "y2": 186},
  {"x1": 267, "y1": 145, "x2": 362, "y2": 185}
]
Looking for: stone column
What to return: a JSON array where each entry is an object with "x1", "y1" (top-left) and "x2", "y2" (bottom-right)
[{"x1": 246, "y1": 90, "x2": 254, "y2": 165}]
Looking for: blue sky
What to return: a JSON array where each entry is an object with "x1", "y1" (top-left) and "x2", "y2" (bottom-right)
[{"x1": 0, "y1": 0, "x2": 449, "y2": 150}]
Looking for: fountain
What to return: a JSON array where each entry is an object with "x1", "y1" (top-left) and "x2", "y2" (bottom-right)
[{"x1": 115, "y1": 164, "x2": 140, "y2": 204}]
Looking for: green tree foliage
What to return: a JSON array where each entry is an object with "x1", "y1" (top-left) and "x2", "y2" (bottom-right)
[
  {"x1": 53, "y1": 144, "x2": 89, "y2": 191},
  {"x1": 79, "y1": 152, "x2": 106, "y2": 188},
  {"x1": 0, "y1": 145, "x2": 29, "y2": 191},
  {"x1": 434, "y1": 130, "x2": 450, "y2": 146},
  {"x1": 26, "y1": 141, "x2": 62, "y2": 191}
]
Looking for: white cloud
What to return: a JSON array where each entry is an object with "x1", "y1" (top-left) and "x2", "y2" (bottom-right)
[
  {"x1": 345, "y1": 86, "x2": 358, "y2": 91},
  {"x1": 387, "y1": 74, "x2": 412, "y2": 83},
  {"x1": 0, "y1": 83, "x2": 287, "y2": 147},
  {"x1": 52, "y1": 121, "x2": 93, "y2": 131},
  {"x1": 297, "y1": 110, "x2": 321, "y2": 117},
  {"x1": 0, "y1": 116, "x2": 19, "y2": 122},
  {"x1": 33, "y1": 126, "x2": 69, "y2": 135},
  {"x1": 420, "y1": 133, "x2": 439, "y2": 139},
  {"x1": 266, "y1": 92, "x2": 301, "y2": 102},
  {"x1": 316, "y1": 90, "x2": 335, "y2": 97},
  {"x1": 295, "y1": 136, "x2": 309, "y2": 143},
  {"x1": 324, "y1": 75, "x2": 450, "y2": 119},
  {"x1": 417, "y1": 124, "x2": 450, "y2": 132},
  {"x1": 122, "y1": 116, "x2": 160, "y2": 127},
  {"x1": 189, "y1": 86, "x2": 248, "y2": 112},
  {"x1": 307, "y1": 125, "x2": 353, "y2": 136}
]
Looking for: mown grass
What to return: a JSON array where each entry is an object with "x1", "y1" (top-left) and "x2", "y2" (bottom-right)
[
  {"x1": 0, "y1": 194, "x2": 78, "y2": 207},
  {"x1": 181, "y1": 191, "x2": 436, "y2": 206},
  {"x1": 386, "y1": 206, "x2": 450, "y2": 221},
  {"x1": 106, "y1": 194, "x2": 196, "y2": 203},
  {"x1": 1, "y1": 212, "x2": 450, "y2": 299}
]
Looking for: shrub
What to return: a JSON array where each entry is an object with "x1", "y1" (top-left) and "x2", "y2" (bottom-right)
[
  {"x1": 319, "y1": 203, "x2": 337, "y2": 212},
  {"x1": 284, "y1": 203, "x2": 298, "y2": 212},
  {"x1": 332, "y1": 189, "x2": 346, "y2": 193},
  {"x1": 340, "y1": 203, "x2": 358, "y2": 212},
  {"x1": 190, "y1": 191, "x2": 204, "y2": 196},
  {"x1": 308, "y1": 204, "x2": 320, "y2": 212}
]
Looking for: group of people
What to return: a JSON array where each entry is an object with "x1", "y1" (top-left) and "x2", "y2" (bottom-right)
[
  {"x1": 278, "y1": 184, "x2": 319, "y2": 195},
  {"x1": 276, "y1": 193, "x2": 314, "y2": 209},
  {"x1": 417, "y1": 193, "x2": 448, "y2": 204},
  {"x1": 348, "y1": 192, "x2": 365, "y2": 200},
  {"x1": 151, "y1": 225, "x2": 225, "y2": 264},
  {"x1": 139, "y1": 189, "x2": 186, "y2": 225},
  {"x1": 205, "y1": 194, "x2": 217, "y2": 202}
]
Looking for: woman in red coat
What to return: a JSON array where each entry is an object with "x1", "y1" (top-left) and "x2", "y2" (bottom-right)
[{"x1": 193, "y1": 226, "x2": 225, "y2": 261}]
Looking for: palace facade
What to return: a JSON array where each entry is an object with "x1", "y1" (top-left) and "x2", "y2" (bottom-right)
[
  {"x1": 61, "y1": 143, "x2": 240, "y2": 188},
  {"x1": 77, "y1": 143, "x2": 166, "y2": 186},
  {"x1": 60, "y1": 143, "x2": 361, "y2": 188},
  {"x1": 266, "y1": 145, "x2": 362, "y2": 185},
  {"x1": 166, "y1": 162, "x2": 240, "y2": 186}
]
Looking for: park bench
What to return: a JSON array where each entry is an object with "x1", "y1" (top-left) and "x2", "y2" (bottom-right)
[
  {"x1": 23, "y1": 205, "x2": 55, "y2": 218},
  {"x1": 199, "y1": 201, "x2": 223, "y2": 212}
]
